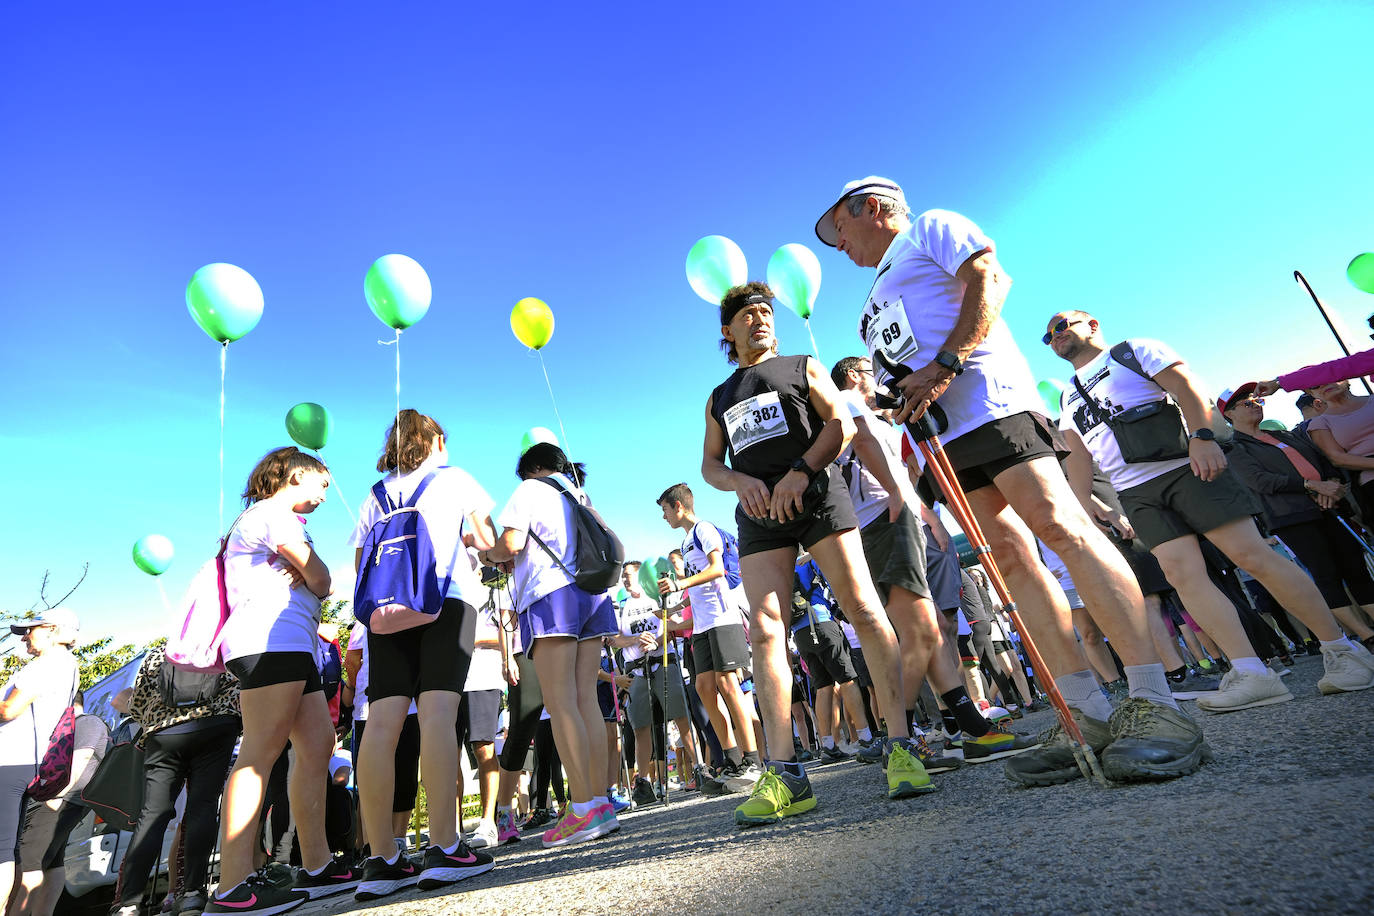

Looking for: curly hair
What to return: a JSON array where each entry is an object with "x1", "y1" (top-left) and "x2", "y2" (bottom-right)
[
  {"x1": 243, "y1": 447, "x2": 328, "y2": 505},
  {"x1": 719, "y1": 281, "x2": 777, "y2": 365}
]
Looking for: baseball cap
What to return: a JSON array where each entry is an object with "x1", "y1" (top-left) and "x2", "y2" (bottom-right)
[
  {"x1": 11, "y1": 606, "x2": 80, "y2": 636},
  {"x1": 1217, "y1": 382, "x2": 1260, "y2": 414},
  {"x1": 814, "y1": 176, "x2": 906, "y2": 247}
]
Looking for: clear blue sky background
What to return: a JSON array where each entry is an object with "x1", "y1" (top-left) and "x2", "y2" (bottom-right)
[{"x1": 3, "y1": 1, "x2": 1372, "y2": 648}]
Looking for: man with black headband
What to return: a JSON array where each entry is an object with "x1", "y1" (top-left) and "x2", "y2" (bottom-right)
[
  {"x1": 816, "y1": 178, "x2": 1209, "y2": 785},
  {"x1": 701, "y1": 282, "x2": 933, "y2": 826}
]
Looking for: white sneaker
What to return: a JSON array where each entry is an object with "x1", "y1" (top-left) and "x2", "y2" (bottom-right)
[
  {"x1": 723, "y1": 763, "x2": 765, "y2": 792},
  {"x1": 466, "y1": 820, "x2": 499, "y2": 849},
  {"x1": 1344, "y1": 640, "x2": 1374, "y2": 677},
  {"x1": 1317, "y1": 646, "x2": 1374, "y2": 695},
  {"x1": 1194, "y1": 668, "x2": 1293, "y2": 713}
]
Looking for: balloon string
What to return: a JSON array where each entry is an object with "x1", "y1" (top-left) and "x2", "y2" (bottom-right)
[
  {"x1": 805, "y1": 318, "x2": 821, "y2": 362},
  {"x1": 317, "y1": 451, "x2": 357, "y2": 524},
  {"x1": 219, "y1": 342, "x2": 227, "y2": 535},
  {"x1": 155, "y1": 578, "x2": 173, "y2": 616},
  {"x1": 537, "y1": 351, "x2": 573, "y2": 461}
]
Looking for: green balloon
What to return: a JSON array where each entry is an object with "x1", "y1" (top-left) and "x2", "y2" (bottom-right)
[
  {"x1": 615, "y1": 587, "x2": 628, "y2": 605},
  {"x1": 638, "y1": 556, "x2": 663, "y2": 598},
  {"x1": 686, "y1": 235, "x2": 747, "y2": 305},
  {"x1": 1258, "y1": 418, "x2": 1287, "y2": 432},
  {"x1": 286, "y1": 402, "x2": 332, "y2": 450},
  {"x1": 1348, "y1": 253, "x2": 1374, "y2": 293},
  {"x1": 132, "y1": 534, "x2": 174, "y2": 576},
  {"x1": 520, "y1": 427, "x2": 558, "y2": 455},
  {"x1": 186, "y1": 263, "x2": 264, "y2": 343},
  {"x1": 1037, "y1": 379, "x2": 1066, "y2": 420},
  {"x1": 653, "y1": 556, "x2": 675, "y2": 581},
  {"x1": 365, "y1": 254, "x2": 432, "y2": 330},
  {"x1": 766, "y1": 243, "x2": 822, "y2": 320}
]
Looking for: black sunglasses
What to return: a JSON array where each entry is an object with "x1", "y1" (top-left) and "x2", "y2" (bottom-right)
[{"x1": 1042, "y1": 318, "x2": 1085, "y2": 345}]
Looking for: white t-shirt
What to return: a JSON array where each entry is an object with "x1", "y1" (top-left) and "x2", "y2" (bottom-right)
[
  {"x1": 346, "y1": 625, "x2": 416, "y2": 720},
  {"x1": 835, "y1": 389, "x2": 902, "y2": 528},
  {"x1": 497, "y1": 473, "x2": 585, "y2": 610},
  {"x1": 220, "y1": 501, "x2": 323, "y2": 661},
  {"x1": 348, "y1": 459, "x2": 495, "y2": 608},
  {"x1": 679, "y1": 521, "x2": 743, "y2": 633},
  {"x1": 0, "y1": 648, "x2": 79, "y2": 767},
  {"x1": 1058, "y1": 338, "x2": 1191, "y2": 491},
  {"x1": 464, "y1": 600, "x2": 505, "y2": 692},
  {"x1": 617, "y1": 591, "x2": 665, "y2": 664},
  {"x1": 857, "y1": 210, "x2": 1042, "y2": 444}
]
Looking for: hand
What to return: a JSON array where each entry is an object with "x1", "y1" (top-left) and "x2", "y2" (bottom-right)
[
  {"x1": 1188, "y1": 438, "x2": 1227, "y2": 482},
  {"x1": 1314, "y1": 492, "x2": 1339, "y2": 510},
  {"x1": 1307, "y1": 479, "x2": 1345, "y2": 500},
  {"x1": 657, "y1": 576, "x2": 676, "y2": 597},
  {"x1": 614, "y1": 675, "x2": 632, "y2": 690},
  {"x1": 1091, "y1": 503, "x2": 1136, "y2": 540},
  {"x1": 637, "y1": 632, "x2": 658, "y2": 652},
  {"x1": 928, "y1": 522, "x2": 951, "y2": 552},
  {"x1": 734, "y1": 474, "x2": 772, "y2": 520},
  {"x1": 278, "y1": 564, "x2": 306, "y2": 590},
  {"x1": 886, "y1": 490, "x2": 905, "y2": 524},
  {"x1": 503, "y1": 659, "x2": 520, "y2": 687},
  {"x1": 1254, "y1": 380, "x2": 1281, "y2": 397},
  {"x1": 892, "y1": 361, "x2": 956, "y2": 425},
  {"x1": 769, "y1": 469, "x2": 809, "y2": 523}
]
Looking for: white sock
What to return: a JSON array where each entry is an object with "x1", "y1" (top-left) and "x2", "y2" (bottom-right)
[
  {"x1": 1056, "y1": 670, "x2": 1113, "y2": 721},
  {"x1": 1320, "y1": 637, "x2": 1355, "y2": 651},
  {"x1": 1232, "y1": 656, "x2": 1269, "y2": 676},
  {"x1": 442, "y1": 840, "x2": 461, "y2": 855},
  {"x1": 383, "y1": 850, "x2": 401, "y2": 866},
  {"x1": 821, "y1": 736, "x2": 835, "y2": 750},
  {"x1": 570, "y1": 799, "x2": 597, "y2": 817},
  {"x1": 1124, "y1": 663, "x2": 1179, "y2": 710},
  {"x1": 857, "y1": 727, "x2": 873, "y2": 742},
  {"x1": 304, "y1": 861, "x2": 330, "y2": 877},
  {"x1": 593, "y1": 795, "x2": 609, "y2": 807}
]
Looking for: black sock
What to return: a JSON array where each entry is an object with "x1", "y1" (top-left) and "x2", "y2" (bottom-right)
[
  {"x1": 940, "y1": 687, "x2": 991, "y2": 737},
  {"x1": 742, "y1": 751, "x2": 760, "y2": 768},
  {"x1": 1166, "y1": 665, "x2": 1188, "y2": 681},
  {"x1": 906, "y1": 709, "x2": 917, "y2": 732},
  {"x1": 724, "y1": 747, "x2": 743, "y2": 768},
  {"x1": 939, "y1": 708, "x2": 959, "y2": 737},
  {"x1": 772, "y1": 759, "x2": 804, "y2": 778}
]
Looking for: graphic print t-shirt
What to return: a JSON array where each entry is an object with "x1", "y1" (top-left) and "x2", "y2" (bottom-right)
[
  {"x1": 617, "y1": 592, "x2": 665, "y2": 665},
  {"x1": 680, "y1": 521, "x2": 743, "y2": 633}
]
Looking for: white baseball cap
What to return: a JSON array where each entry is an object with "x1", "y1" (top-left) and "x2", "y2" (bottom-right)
[
  {"x1": 11, "y1": 607, "x2": 81, "y2": 636},
  {"x1": 814, "y1": 176, "x2": 907, "y2": 247}
]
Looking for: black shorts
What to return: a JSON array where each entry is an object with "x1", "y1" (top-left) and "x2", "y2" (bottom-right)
[
  {"x1": 860, "y1": 507, "x2": 931, "y2": 604},
  {"x1": 1119, "y1": 465, "x2": 1262, "y2": 551},
  {"x1": 458, "y1": 689, "x2": 502, "y2": 745},
  {"x1": 794, "y1": 618, "x2": 858, "y2": 689},
  {"x1": 597, "y1": 681, "x2": 617, "y2": 722},
  {"x1": 1116, "y1": 535, "x2": 1172, "y2": 595},
  {"x1": 19, "y1": 798, "x2": 87, "y2": 872},
  {"x1": 943, "y1": 411, "x2": 1070, "y2": 494},
  {"x1": 368, "y1": 598, "x2": 475, "y2": 702},
  {"x1": 226, "y1": 651, "x2": 323, "y2": 693},
  {"x1": 736, "y1": 466, "x2": 859, "y2": 556},
  {"x1": 924, "y1": 526, "x2": 964, "y2": 613},
  {"x1": 691, "y1": 623, "x2": 751, "y2": 674},
  {"x1": 848, "y1": 644, "x2": 873, "y2": 688}
]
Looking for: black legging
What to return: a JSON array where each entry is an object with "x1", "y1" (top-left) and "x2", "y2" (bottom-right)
[
  {"x1": 684, "y1": 681, "x2": 724, "y2": 769},
  {"x1": 1275, "y1": 515, "x2": 1374, "y2": 609},
  {"x1": 969, "y1": 619, "x2": 1022, "y2": 704},
  {"x1": 498, "y1": 652, "x2": 543, "y2": 773},
  {"x1": 116, "y1": 717, "x2": 239, "y2": 905},
  {"x1": 532, "y1": 719, "x2": 564, "y2": 810}
]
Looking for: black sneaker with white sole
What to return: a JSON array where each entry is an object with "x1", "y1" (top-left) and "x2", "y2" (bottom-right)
[
  {"x1": 204, "y1": 875, "x2": 307, "y2": 916},
  {"x1": 291, "y1": 855, "x2": 361, "y2": 899},
  {"x1": 354, "y1": 853, "x2": 420, "y2": 902},
  {"x1": 416, "y1": 841, "x2": 495, "y2": 890}
]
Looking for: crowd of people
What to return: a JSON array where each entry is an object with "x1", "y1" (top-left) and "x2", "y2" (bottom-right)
[{"x1": 5, "y1": 175, "x2": 1374, "y2": 915}]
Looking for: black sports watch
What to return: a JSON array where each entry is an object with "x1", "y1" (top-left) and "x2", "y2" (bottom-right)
[
  {"x1": 1190, "y1": 428, "x2": 1215, "y2": 442},
  {"x1": 790, "y1": 457, "x2": 813, "y2": 476},
  {"x1": 934, "y1": 350, "x2": 965, "y2": 376}
]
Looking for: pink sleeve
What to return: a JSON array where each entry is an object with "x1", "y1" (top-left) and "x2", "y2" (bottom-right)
[{"x1": 1278, "y1": 348, "x2": 1374, "y2": 390}]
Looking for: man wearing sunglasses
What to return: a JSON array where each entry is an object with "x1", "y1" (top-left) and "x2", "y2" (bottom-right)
[
  {"x1": 816, "y1": 178, "x2": 1206, "y2": 786},
  {"x1": 1048, "y1": 312, "x2": 1374, "y2": 709}
]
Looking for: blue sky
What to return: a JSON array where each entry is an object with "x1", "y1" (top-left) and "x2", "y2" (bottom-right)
[{"x1": 3, "y1": 1, "x2": 1371, "y2": 647}]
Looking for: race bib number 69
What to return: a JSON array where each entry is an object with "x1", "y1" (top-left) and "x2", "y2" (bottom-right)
[
  {"x1": 861, "y1": 295, "x2": 919, "y2": 381},
  {"x1": 723, "y1": 391, "x2": 788, "y2": 454}
]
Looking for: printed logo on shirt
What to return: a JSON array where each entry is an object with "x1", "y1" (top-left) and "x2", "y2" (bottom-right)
[
  {"x1": 722, "y1": 391, "x2": 788, "y2": 453},
  {"x1": 1067, "y1": 364, "x2": 1118, "y2": 436},
  {"x1": 859, "y1": 295, "x2": 920, "y2": 380}
]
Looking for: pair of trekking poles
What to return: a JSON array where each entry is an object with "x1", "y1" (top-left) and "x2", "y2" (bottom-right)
[{"x1": 873, "y1": 352, "x2": 1107, "y2": 785}]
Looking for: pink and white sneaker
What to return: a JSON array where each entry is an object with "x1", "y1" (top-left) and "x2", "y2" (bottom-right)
[{"x1": 541, "y1": 807, "x2": 601, "y2": 848}]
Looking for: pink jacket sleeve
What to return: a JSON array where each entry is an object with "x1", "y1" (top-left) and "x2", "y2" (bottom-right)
[{"x1": 1278, "y1": 348, "x2": 1374, "y2": 391}]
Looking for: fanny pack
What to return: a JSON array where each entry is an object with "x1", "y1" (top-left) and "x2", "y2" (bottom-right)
[{"x1": 1072, "y1": 344, "x2": 1190, "y2": 464}]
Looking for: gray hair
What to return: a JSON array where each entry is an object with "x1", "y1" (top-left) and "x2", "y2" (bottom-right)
[{"x1": 845, "y1": 192, "x2": 910, "y2": 220}]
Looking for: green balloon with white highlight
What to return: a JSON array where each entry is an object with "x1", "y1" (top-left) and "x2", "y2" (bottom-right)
[
  {"x1": 766, "y1": 243, "x2": 822, "y2": 320},
  {"x1": 686, "y1": 235, "x2": 747, "y2": 305},
  {"x1": 186, "y1": 263, "x2": 264, "y2": 343},
  {"x1": 521, "y1": 427, "x2": 559, "y2": 455}
]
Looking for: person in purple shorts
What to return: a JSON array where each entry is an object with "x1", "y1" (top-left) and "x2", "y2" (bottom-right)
[{"x1": 482, "y1": 444, "x2": 621, "y2": 848}]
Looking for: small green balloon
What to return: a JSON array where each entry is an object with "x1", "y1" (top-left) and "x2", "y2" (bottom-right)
[
  {"x1": 1258, "y1": 418, "x2": 1287, "y2": 432},
  {"x1": 133, "y1": 534, "x2": 175, "y2": 576},
  {"x1": 686, "y1": 235, "x2": 747, "y2": 305},
  {"x1": 653, "y1": 556, "x2": 675, "y2": 581},
  {"x1": 766, "y1": 243, "x2": 822, "y2": 320},
  {"x1": 1348, "y1": 253, "x2": 1374, "y2": 293},
  {"x1": 186, "y1": 263, "x2": 264, "y2": 343},
  {"x1": 615, "y1": 587, "x2": 628, "y2": 605},
  {"x1": 520, "y1": 426, "x2": 558, "y2": 455},
  {"x1": 638, "y1": 556, "x2": 663, "y2": 597},
  {"x1": 286, "y1": 402, "x2": 332, "y2": 450},
  {"x1": 365, "y1": 254, "x2": 432, "y2": 330},
  {"x1": 1037, "y1": 379, "x2": 1067, "y2": 420}
]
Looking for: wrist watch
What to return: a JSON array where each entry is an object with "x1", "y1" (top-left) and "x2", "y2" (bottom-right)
[
  {"x1": 1189, "y1": 429, "x2": 1216, "y2": 442},
  {"x1": 790, "y1": 457, "x2": 813, "y2": 476},
  {"x1": 934, "y1": 350, "x2": 965, "y2": 376}
]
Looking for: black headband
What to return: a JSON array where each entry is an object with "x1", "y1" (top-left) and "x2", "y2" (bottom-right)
[{"x1": 721, "y1": 292, "x2": 774, "y2": 325}]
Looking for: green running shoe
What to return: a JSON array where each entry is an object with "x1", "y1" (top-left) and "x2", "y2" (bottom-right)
[
  {"x1": 733, "y1": 767, "x2": 816, "y2": 826},
  {"x1": 885, "y1": 740, "x2": 937, "y2": 799}
]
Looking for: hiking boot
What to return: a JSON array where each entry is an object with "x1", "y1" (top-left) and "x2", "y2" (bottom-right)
[
  {"x1": 911, "y1": 733, "x2": 962, "y2": 774},
  {"x1": 1102, "y1": 678, "x2": 1129, "y2": 705},
  {"x1": 631, "y1": 776, "x2": 658, "y2": 807},
  {"x1": 733, "y1": 767, "x2": 816, "y2": 826},
  {"x1": 1004, "y1": 709, "x2": 1112, "y2": 787},
  {"x1": 963, "y1": 721, "x2": 1039, "y2": 763},
  {"x1": 205, "y1": 874, "x2": 308, "y2": 916},
  {"x1": 1101, "y1": 698, "x2": 1212, "y2": 782},
  {"x1": 291, "y1": 855, "x2": 360, "y2": 899},
  {"x1": 1317, "y1": 644, "x2": 1374, "y2": 694},
  {"x1": 416, "y1": 841, "x2": 495, "y2": 890},
  {"x1": 353, "y1": 853, "x2": 420, "y2": 902},
  {"x1": 1167, "y1": 668, "x2": 1221, "y2": 700},
  {"x1": 885, "y1": 739, "x2": 937, "y2": 799},
  {"x1": 1194, "y1": 668, "x2": 1292, "y2": 713}
]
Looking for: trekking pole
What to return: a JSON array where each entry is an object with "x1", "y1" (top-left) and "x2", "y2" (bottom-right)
[
  {"x1": 874, "y1": 352, "x2": 1108, "y2": 786},
  {"x1": 1333, "y1": 515, "x2": 1374, "y2": 559}
]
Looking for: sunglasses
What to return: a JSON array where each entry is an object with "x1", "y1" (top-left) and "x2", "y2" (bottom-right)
[{"x1": 1042, "y1": 318, "x2": 1084, "y2": 345}]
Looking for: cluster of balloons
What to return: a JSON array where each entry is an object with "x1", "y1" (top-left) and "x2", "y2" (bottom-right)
[
  {"x1": 685, "y1": 236, "x2": 822, "y2": 322},
  {"x1": 132, "y1": 534, "x2": 174, "y2": 576},
  {"x1": 1349, "y1": 253, "x2": 1374, "y2": 293}
]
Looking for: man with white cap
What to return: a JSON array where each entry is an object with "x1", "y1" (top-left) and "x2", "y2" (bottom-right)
[
  {"x1": 1, "y1": 608, "x2": 81, "y2": 906},
  {"x1": 816, "y1": 180, "x2": 1208, "y2": 786}
]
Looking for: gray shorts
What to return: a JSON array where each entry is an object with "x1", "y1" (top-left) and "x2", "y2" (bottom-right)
[
  {"x1": 1120, "y1": 465, "x2": 1262, "y2": 551},
  {"x1": 860, "y1": 506, "x2": 931, "y2": 604},
  {"x1": 458, "y1": 688, "x2": 502, "y2": 745},
  {"x1": 627, "y1": 662, "x2": 689, "y2": 729}
]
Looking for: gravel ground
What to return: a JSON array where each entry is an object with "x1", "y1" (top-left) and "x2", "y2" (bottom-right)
[{"x1": 301, "y1": 656, "x2": 1373, "y2": 916}]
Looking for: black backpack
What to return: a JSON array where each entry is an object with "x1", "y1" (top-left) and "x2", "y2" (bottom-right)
[
  {"x1": 529, "y1": 476, "x2": 625, "y2": 594},
  {"x1": 158, "y1": 657, "x2": 222, "y2": 709}
]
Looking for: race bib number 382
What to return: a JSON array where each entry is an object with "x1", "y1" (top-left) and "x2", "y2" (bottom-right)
[
  {"x1": 723, "y1": 391, "x2": 788, "y2": 454},
  {"x1": 860, "y1": 294, "x2": 919, "y2": 380}
]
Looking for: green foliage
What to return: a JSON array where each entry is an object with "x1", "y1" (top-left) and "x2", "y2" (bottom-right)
[
  {"x1": 74, "y1": 638, "x2": 140, "y2": 690},
  {"x1": 320, "y1": 598, "x2": 352, "y2": 626}
]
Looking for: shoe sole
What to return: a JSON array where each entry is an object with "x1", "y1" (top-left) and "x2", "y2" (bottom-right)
[
  {"x1": 1005, "y1": 763, "x2": 1085, "y2": 787},
  {"x1": 1195, "y1": 692, "x2": 1293, "y2": 713},
  {"x1": 1319, "y1": 677, "x2": 1374, "y2": 694},
  {"x1": 888, "y1": 778, "x2": 938, "y2": 799},
  {"x1": 734, "y1": 795, "x2": 818, "y2": 826},
  {"x1": 722, "y1": 776, "x2": 759, "y2": 792},
  {"x1": 964, "y1": 742, "x2": 1040, "y2": 763},
  {"x1": 354, "y1": 876, "x2": 419, "y2": 901},
  {"x1": 1103, "y1": 742, "x2": 1214, "y2": 782},
  {"x1": 416, "y1": 861, "x2": 495, "y2": 890},
  {"x1": 541, "y1": 826, "x2": 601, "y2": 848},
  {"x1": 922, "y1": 761, "x2": 962, "y2": 774},
  {"x1": 297, "y1": 879, "x2": 361, "y2": 899},
  {"x1": 205, "y1": 900, "x2": 306, "y2": 916},
  {"x1": 1169, "y1": 689, "x2": 1217, "y2": 700}
]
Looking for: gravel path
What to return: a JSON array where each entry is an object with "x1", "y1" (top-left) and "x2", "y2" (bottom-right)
[{"x1": 301, "y1": 656, "x2": 1373, "y2": 915}]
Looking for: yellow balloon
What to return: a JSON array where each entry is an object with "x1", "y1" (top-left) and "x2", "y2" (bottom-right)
[{"x1": 511, "y1": 297, "x2": 555, "y2": 350}]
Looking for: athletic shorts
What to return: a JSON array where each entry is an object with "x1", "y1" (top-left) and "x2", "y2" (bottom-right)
[
  {"x1": 627, "y1": 662, "x2": 689, "y2": 729},
  {"x1": 793, "y1": 618, "x2": 857, "y2": 689},
  {"x1": 736, "y1": 466, "x2": 859, "y2": 557},
  {"x1": 943, "y1": 411, "x2": 1070, "y2": 494},
  {"x1": 848, "y1": 645, "x2": 873, "y2": 688},
  {"x1": 520, "y1": 585, "x2": 617, "y2": 657},
  {"x1": 1119, "y1": 465, "x2": 1262, "y2": 551},
  {"x1": 691, "y1": 623, "x2": 751, "y2": 674},
  {"x1": 860, "y1": 506, "x2": 931, "y2": 604},
  {"x1": 19, "y1": 798, "x2": 86, "y2": 872},
  {"x1": 226, "y1": 651, "x2": 323, "y2": 693},
  {"x1": 597, "y1": 681, "x2": 617, "y2": 722},
  {"x1": 1062, "y1": 587, "x2": 1085, "y2": 610},
  {"x1": 924, "y1": 526, "x2": 964, "y2": 613},
  {"x1": 458, "y1": 688, "x2": 502, "y2": 745},
  {"x1": 369, "y1": 598, "x2": 474, "y2": 701}
]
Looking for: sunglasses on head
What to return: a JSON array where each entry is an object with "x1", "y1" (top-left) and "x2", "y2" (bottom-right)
[{"x1": 1042, "y1": 317, "x2": 1084, "y2": 345}]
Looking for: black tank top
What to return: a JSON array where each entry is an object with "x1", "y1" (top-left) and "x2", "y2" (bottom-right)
[{"x1": 710, "y1": 355, "x2": 821, "y2": 480}]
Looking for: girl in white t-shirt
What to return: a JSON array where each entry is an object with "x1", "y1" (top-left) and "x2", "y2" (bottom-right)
[
  {"x1": 211, "y1": 447, "x2": 344, "y2": 912},
  {"x1": 482, "y1": 443, "x2": 618, "y2": 849}
]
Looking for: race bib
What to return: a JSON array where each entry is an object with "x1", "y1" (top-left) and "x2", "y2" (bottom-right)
[
  {"x1": 723, "y1": 391, "x2": 788, "y2": 454},
  {"x1": 860, "y1": 294, "x2": 920, "y2": 382}
]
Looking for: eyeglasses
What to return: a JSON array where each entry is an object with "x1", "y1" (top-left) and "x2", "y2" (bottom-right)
[
  {"x1": 852, "y1": 368, "x2": 874, "y2": 376},
  {"x1": 1042, "y1": 318, "x2": 1085, "y2": 345}
]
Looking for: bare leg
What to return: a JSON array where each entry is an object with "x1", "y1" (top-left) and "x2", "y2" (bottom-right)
[
  {"x1": 360, "y1": 696, "x2": 410, "y2": 856},
  {"x1": 694, "y1": 671, "x2": 737, "y2": 755},
  {"x1": 286, "y1": 691, "x2": 334, "y2": 869},
  {"x1": 1152, "y1": 535, "x2": 1258, "y2": 660},
  {"x1": 739, "y1": 546, "x2": 802, "y2": 760},
  {"x1": 1144, "y1": 594, "x2": 1187, "y2": 669},
  {"x1": 532, "y1": 638, "x2": 599, "y2": 804},
  {"x1": 714, "y1": 670, "x2": 758, "y2": 757},
  {"x1": 1335, "y1": 605, "x2": 1374, "y2": 640},
  {"x1": 1072, "y1": 607, "x2": 1120, "y2": 682},
  {"x1": 603, "y1": 723, "x2": 621, "y2": 793}
]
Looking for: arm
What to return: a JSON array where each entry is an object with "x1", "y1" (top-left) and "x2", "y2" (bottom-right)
[
  {"x1": 701, "y1": 394, "x2": 772, "y2": 520},
  {"x1": 463, "y1": 512, "x2": 497, "y2": 552},
  {"x1": 483, "y1": 528, "x2": 527, "y2": 564},
  {"x1": 0, "y1": 684, "x2": 35, "y2": 723},
  {"x1": 1266, "y1": 348, "x2": 1374, "y2": 392},
  {"x1": 666, "y1": 546, "x2": 725, "y2": 592},
  {"x1": 769, "y1": 359, "x2": 855, "y2": 522},
  {"x1": 1151, "y1": 363, "x2": 1227, "y2": 482},
  {"x1": 277, "y1": 540, "x2": 331, "y2": 598},
  {"x1": 849, "y1": 411, "x2": 918, "y2": 522},
  {"x1": 1307, "y1": 426, "x2": 1374, "y2": 472},
  {"x1": 1060, "y1": 428, "x2": 1097, "y2": 512},
  {"x1": 918, "y1": 499, "x2": 951, "y2": 551},
  {"x1": 1227, "y1": 443, "x2": 1314, "y2": 496}
]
